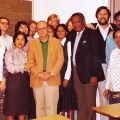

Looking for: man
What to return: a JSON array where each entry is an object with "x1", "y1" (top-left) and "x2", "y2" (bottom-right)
[
  {"x1": 0, "y1": 17, "x2": 13, "y2": 50},
  {"x1": 106, "y1": 11, "x2": 120, "y2": 65},
  {"x1": 70, "y1": 12, "x2": 100, "y2": 120},
  {"x1": 114, "y1": 10, "x2": 120, "y2": 29},
  {"x1": 104, "y1": 29, "x2": 120, "y2": 120},
  {"x1": 27, "y1": 21, "x2": 64, "y2": 118},
  {"x1": 88, "y1": 6, "x2": 116, "y2": 120},
  {"x1": 0, "y1": 17, "x2": 13, "y2": 120},
  {"x1": 93, "y1": 6, "x2": 117, "y2": 120}
]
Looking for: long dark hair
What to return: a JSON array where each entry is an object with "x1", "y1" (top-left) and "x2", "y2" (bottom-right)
[{"x1": 15, "y1": 21, "x2": 30, "y2": 36}]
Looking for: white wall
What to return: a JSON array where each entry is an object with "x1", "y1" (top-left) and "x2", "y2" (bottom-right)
[
  {"x1": 33, "y1": 1, "x2": 108, "y2": 120},
  {"x1": 33, "y1": 0, "x2": 108, "y2": 24}
]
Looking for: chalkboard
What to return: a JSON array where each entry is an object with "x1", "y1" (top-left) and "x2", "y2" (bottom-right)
[{"x1": 0, "y1": 0, "x2": 32, "y2": 35}]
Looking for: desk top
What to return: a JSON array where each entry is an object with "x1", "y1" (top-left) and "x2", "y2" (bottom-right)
[
  {"x1": 35, "y1": 115, "x2": 70, "y2": 120},
  {"x1": 92, "y1": 103, "x2": 120, "y2": 118}
]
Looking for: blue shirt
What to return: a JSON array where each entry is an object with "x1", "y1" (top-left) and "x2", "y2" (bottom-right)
[{"x1": 106, "y1": 35, "x2": 117, "y2": 65}]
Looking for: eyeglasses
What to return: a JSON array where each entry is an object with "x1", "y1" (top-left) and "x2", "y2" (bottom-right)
[
  {"x1": 37, "y1": 27, "x2": 47, "y2": 31},
  {"x1": 0, "y1": 22, "x2": 9, "y2": 25}
]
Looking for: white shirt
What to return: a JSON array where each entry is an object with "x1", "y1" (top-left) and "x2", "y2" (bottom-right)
[
  {"x1": 106, "y1": 48, "x2": 120, "y2": 91},
  {"x1": 97, "y1": 23, "x2": 113, "y2": 41},
  {"x1": 0, "y1": 44, "x2": 5, "y2": 81},
  {"x1": 72, "y1": 29, "x2": 84, "y2": 65},
  {"x1": 0, "y1": 34, "x2": 13, "y2": 81},
  {"x1": 61, "y1": 38, "x2": 71, "y2": 80},
  {"x1": 0, "y1": 34, "x2": 13, "y2": 50}
]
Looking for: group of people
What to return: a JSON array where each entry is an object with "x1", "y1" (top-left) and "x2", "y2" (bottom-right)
[{"x1": 0, "y1": 5, "x2": 120, "y2": 120}]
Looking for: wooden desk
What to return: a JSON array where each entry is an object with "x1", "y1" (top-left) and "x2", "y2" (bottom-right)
[
  {"x1": 35, "y1": 115, "x2": 70, "y2": 120},
  {"x1": 92, "y1": 103, "x2": 120, "y2": 118}
]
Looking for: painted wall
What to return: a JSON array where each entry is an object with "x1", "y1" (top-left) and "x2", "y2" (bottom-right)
[{"x1": 33, "y1": 0, "x2": 108, "y2": 23}]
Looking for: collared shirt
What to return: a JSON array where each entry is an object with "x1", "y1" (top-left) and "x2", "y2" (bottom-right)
[
  {"x1": 61, "y1": 38, "x2": 71, "y2": 80},
  {"x1": 0, "y1": 44, "x2": 5, "y2": 81},
  {"x1": 106, "y1": 48, "x2": 120, "y2": 91},
  {"x1": 72, "y1": 29, "x2": 84, "y2": 65},
  {"x1": 96, "y1": 23, "x2": 113, "y2": 41},
  {"x1": 106, "y1": 34, "x2": 117, "y2": 65},
  {"x1": 23, "y1": 36, "x2": 33, "y2": 52},
  {"x1": 5, "y1": 48, "x2": 27, "y2": 74},
  {"x1": 0, "y1": 34, "x2": 13, "y2": 50}
]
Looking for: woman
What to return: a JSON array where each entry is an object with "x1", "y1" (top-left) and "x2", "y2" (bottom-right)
[
  {"x1": 47, "y1": 14, "x2": 60, "y2": 29},
  {"x1": 15, "y1": 21, "x2": 30, "y2": 52},
  {"x1": 15, "y1": 20, "x2": 36, "y2": 119},
  {"x1": 66, "y1": 18, "x2": 73, "y2": 32},
  {"x1": 55, "y1": 24, "x2": 77, "y2": 120},
  {"x1": 3, "y1": 32, "x2": 30, "y2": 120}
]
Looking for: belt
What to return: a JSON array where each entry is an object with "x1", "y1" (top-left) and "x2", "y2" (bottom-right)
[{"x1": 111, "y1": 91, "x2": 120, "y2": 98}]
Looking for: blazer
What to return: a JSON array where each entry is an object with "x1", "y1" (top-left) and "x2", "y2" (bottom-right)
[
  {"x1": 92, "y1": 23, "x2": 116, "y2": 63},
  {"x1": 27, "y1": 37, "x2": 64, "y2": 88},
  {"x1": 69, "y1": 27, "x2": 104, "y2": 84}
]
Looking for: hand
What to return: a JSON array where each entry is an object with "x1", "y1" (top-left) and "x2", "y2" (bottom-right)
[
  {"x1": 86, "y1": 23, "x2": 96, "y2": 29},
  {"x1": 24, "y1": 59, "x2": 35, "y2": 69},
  {"x1": 30, "y1": 59, "x2": 35, "y2": 66},
  {"x1": 0, "y1": 79, "x2": 6, "y2": 92},
  {"x1": 90, "y1": 76, "x2": 97, "y2": 86},
  {"x1": 103, "y1": 89, "x2": 110, "y2": 99},
  {"x1": 63, "y1": 79, "x2": 69, "y2": 87},
  {"x1": 38, "y1": 72, "x2": 51, "y2": 81}
]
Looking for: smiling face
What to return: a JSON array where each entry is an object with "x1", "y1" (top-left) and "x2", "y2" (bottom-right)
[
  {"x1": 19, "y1": 24, "x2": 29, "y2": 35},
  {"x1": 29, "y1": 22, "x2": 37, "y2": 36},
  {"x1": 0, "y1": 18, "x2": 9, "y2": 32},
  {"x1": 115, "y1": 15, "x2": 120, "y2": 29},
  {"x1": 14, "y1": 34, "x2": 25, "y2": 49},
  {"x1": 37, "y1": 21, "x2": 48, "y2": 40},
  {"x1": 97, "y1": 9, "x2": 109, "y2": 25},
  {"x1": 56, "y1": 26, "x2": 67, "y2": 40},
  {"x1": 71, "y1": 15, "x2": 86, "y2": 32},
  {"x1": 114, "y1": 30, "x2": 120, "y2": 48},
  {"x1": 67, "y1": 20, "x2": 73, "y2": 32}
]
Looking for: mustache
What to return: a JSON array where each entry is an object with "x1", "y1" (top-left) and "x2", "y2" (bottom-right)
[{"x1": 99, "y1": 18, "x2": 107, "y2": 20}]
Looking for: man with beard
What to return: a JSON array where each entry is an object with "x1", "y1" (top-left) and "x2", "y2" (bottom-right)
[{"x1": 88, "y1": 6, "x2": 116, "y2": 120}]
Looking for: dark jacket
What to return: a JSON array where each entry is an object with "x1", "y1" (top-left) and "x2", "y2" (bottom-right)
[{"x1": 69, "y1": 27, "x2": 104, "y2": 84}]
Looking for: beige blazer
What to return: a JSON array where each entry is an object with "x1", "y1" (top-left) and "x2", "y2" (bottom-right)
[{"x1": 27, "y1": 37, "x2": 64, "y2": 88}]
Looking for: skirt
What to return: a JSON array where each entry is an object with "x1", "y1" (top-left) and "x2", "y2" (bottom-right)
[
  {"x1": 57, "y1": 77, "x2": 78, "y2": 113},
  {"x1": 3, "y1": 72, "x2": 30, "y2": 116}
]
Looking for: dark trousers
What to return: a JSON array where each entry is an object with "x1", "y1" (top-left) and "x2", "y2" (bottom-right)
[
  {"x1": 109, "y1": 91, "x2": 120, "y2": 120},
  {"x1": 28, "y1": 88, "x2": 36, "y2": 119},
  {"x1": 0, "y1": 92, "x2": 7, "y2": 120},
  {"x1": 73, "y1": 66, "x2": 97, "y2": 120}
]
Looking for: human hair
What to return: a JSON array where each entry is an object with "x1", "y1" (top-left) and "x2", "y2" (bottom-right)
[
  {"x1": 66, "y1": 18, "x2": 72, "y2": 26},
  {"x1": 47, "y1": 14, "x2": 60, "y2": 24},
  {"x1": 114, "y1": 11, "x2": 120, "y2": 20},
  {"x1": 15, "y1": 21, "x2": 30, "y2": 36},
  {"x1": 113, "y1": 28, "x2": 120, "y2": 39},
  {"x1": 55, "y1": 24, "x2": 68, "y2": 38},
  {"x1": 37, "y1": 20, "x2": 47, "y2": 25},
  {"x1": 0, "y1": 17, "x2": 10, "y2": 25},
  {"x1": 28, "y1": 20, "x2": 37, "y2": 26},
  {"x1": 71, "y1": 12, "x2": 85, "y2": 21},
  {"x1": 48, "y1": 25, "x2": 56, "y2": 35},
  {"x1": 56, "y1": 24, "x2": 68, "y2": 33},
  {"x1": 13, "y1": 31, "x2": 28, "y2": 46},
  {"x1": 95, "y1": 6, "x2": 111, "y2": 18}
]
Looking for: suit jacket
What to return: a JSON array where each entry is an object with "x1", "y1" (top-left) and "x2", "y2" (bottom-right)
[
  {"x1": 27, "y1": 37, "x2": 64, "y2": 88},
  {"x1": 69, "y1": 27, "x2": 104, "y2": 84},
  {"x1": 92, "y1": 23, "x2": 116, "y2": 63}
]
